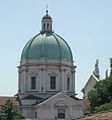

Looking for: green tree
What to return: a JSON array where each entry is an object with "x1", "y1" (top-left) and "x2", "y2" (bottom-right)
[
  {"x1": 88, "y1": 76, "x2": 112, "y2": 113},
  {"x1": 95, "y1": 101, "x2": 112, "y2": 113},
  {"x1": 0, "y1": 99, "x2": 24, "y2": 120},
  {"x1": 88, "y1": 90, "x2": 99, "y2": 112}
]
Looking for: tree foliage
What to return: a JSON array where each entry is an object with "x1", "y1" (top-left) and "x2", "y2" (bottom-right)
[
  {"x1": 88, "y1": 76, "x2": 112, "y2": 113},
  {"x1": 0, "y1": 99, "x2": 24, "y2": 120},
  {"x1": 95, "y1": 102, "x2": 112, "y2": 113}
]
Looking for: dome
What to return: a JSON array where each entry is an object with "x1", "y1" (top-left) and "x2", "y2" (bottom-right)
[
  {"x1": 42, "y1": 10, "x2": 52, "y2": 20},
  {"x1": 21, "y1": 32, "x2": 73, "y2": 61},
  {"x1": 42, "y1": 15, "x2": 52, "y2": 20},
  {"x1": 21, "y1": 10, "x2": 73, "y2": 62}
]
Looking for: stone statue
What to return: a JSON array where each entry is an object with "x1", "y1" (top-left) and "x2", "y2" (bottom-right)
[
  {"x1": 105, "y1": 69, "x2": 108, "y2": 79},
  {"x1": 110, "y1": 58, "x2": 112, "y2": 76},
  {"x1": 93, "y1": 59, "x2": 100, "y2": 79}
]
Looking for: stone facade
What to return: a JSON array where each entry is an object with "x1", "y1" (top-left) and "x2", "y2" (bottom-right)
[
  {"x1": 16, "y1": 57, "x2": 85, "y2": 119},
  {"x1": 15, "y1": 10, "x2": 85, "y2": 119},
  {"x1": 0, "y1": 10, "x2": 85, "y2": 119},
  {"x1": 18, "y1": 58, "x2": 75, "y2": 94},
  {"x1": 16, "y1": 92, "x2": 84, "y2": 119},
  {"x1": 82, "y1": 74, "x2": 98, "y2": 99}
]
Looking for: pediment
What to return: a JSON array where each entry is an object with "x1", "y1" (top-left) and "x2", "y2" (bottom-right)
[
  {"x1": 82, "y1": 74, "x2": 97, "y2": 90},
  {"x1": 54, "y1": 100, "x2": 68, "y2": 108},
  {"x1": 36, "y1": 92, "x2": 82, "y2": 108}
]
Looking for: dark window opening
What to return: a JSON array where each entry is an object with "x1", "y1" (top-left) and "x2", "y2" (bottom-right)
[
  {"x1": 58, "y1": 109, "x2": 65, "y2": 119},
  {"x1": 67, "y1": 78, "x2": 70, "y2": 90},
  {"x1": 50, "y1": 24, "x2": 52, "y2": 29},
  {"x1": 35, "y1": 111, "x2": 37, "y2": 118},
  {"x1": 50, "y1": 76, "x2": 56, "y2": 89},
  {"x1": 43, "y1": 23, "x2": 45, "y2": 30},
  {"x1": 31, "y1": 76, "x2": 36, "y2": 90},
  {"x1": 47, "y1": 23, "x2": 49, "y2": 30}
]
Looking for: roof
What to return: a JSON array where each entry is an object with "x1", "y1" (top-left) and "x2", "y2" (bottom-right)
[
  {"x1": 18, "y1": 110, "x2": 112, "y2": 119},
  {"x1": 76, "y1": 110, "x2": 112, "y2": 120},
  {"x1": 42, "y1": 10, "x2": 52, "y2": 20},
  {"x1": 42, "y1": 15, "x2": 52, "y2": 20},
  {"x1": 82, "y1": 74, "x2": 98, "y2": 92},
  {"x1": 36, "y1": 92, "x2": 82, "y2": 107},
  {"x1": 21, "y1": 32, "x2": 73, "y2": 61},
  {"x1": 0, "y1": 96, "x2": 19, "y2": 106},
  {"x1": 23, "y1": 95, "x2": 42, "y2": 100}
]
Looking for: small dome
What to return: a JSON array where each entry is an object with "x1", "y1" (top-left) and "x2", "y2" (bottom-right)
[
  {"x1": 42, "y1": 15, "x2": 52, "y2": 20},
  {"x1": 42, "y1": 10, "x2": 52, "y2": 20},
  {"x1": 21, "y1": 32, "x2": 73, "y2": 61}
]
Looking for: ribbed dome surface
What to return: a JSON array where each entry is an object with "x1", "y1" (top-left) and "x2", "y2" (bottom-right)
[
  {"x1": 21, "y1": 32, "x2": 73, "y2": 61},
  {"x1": 42, "y1": 15, "x2": 52, "y2": 20}
]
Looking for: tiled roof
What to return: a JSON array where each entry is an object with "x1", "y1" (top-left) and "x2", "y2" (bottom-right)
[
  {"x1": 82, "y1": 74, "x2": 97, "y2": 92},
  {"x1": 12, "y1": 110, "x2": 112, "y2": 119},
  {"x1": 0, "y1": 96, "x2": 19, "y2": 106},
  {"x1": 76, "y1": 110, "x2": 112, "y2": 120},
  {"x1": 20, "y1": 119, "x2": 72, "y2": 120},
  {"x1": 23, "y1": 95, "x2": 42, "y2": 100}
]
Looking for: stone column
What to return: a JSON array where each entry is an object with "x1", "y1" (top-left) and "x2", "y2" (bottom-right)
[
  {"x1": 39, "y1": 69, "x2": 42, "y2": 92},
  {"x1": 59, "y1": 68, "x2": 62, "y2": 91},
  {"x1": 61, "y1": 68, "x2": 66, "y2": 92},
  {"x1": 40, "y1": 68, "x2": 44, "y2": 92},
  {"x1": 72, "y1": 67, "x2": 76, "y2": 93},
  {"x1": 40, "y1": 66, "x2": 46, "y2": 92},
  {"x1": 43, "y1": 68, "x2": 46, "y2": 92},
  {"x1": 21, "y1": 66, "x2": 27, "y2": 93},
  {"x1": 18, "y1": 67, "x2": 21, "y2": 93}
]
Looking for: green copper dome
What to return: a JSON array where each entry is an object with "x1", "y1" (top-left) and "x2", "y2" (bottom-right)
[
  {"x1": 21, "y1": 11, "x2": 73, "y2": 61},
  {"x1": 21, "y1": 32, "x2": 73, "y2": 61}
]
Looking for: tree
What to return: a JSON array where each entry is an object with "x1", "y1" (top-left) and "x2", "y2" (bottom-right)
[
  {"x1": 88, "y1": 90, "x2": 99, "y2": 112},
  {"x1": 88, "y1": 76, "x2": 112, "y2": 113},
  {"x1": 95, "y1": 102, "x2": 112, "y2": 113},
  {"x1": 0, "y1": 99, "x2": 24, "y2": 120}
]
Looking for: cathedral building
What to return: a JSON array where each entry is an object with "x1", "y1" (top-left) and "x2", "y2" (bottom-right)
[
  {"x1": 82, "y1": 60, "x2": 100, "y2": 99},
  {"x1": 0, "y1": 10, "x2": 85, "y2": 119},
  {"x1": 17, "y1": 10, "x2": 84, "y2": 119}
]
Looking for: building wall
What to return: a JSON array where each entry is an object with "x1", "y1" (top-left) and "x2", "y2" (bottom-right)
[
  {"x1": 17, "y1": 59, "x2": 78, "y2": 119},
  {"x1": 20, "y1": 107, "x2": 35, "y2": 118},
  {"x1": 18, "y1": 58, "x2": 75, "y2": 95},
  {"x1": 35, "y1": 93, "x2": 84, "y2": 119},
  {"x1": 82, "y1": 75, "x2": 97, "y2": 99},
  {"x1": 35, "y1": 101, "x2": 84, "y2": 119}
]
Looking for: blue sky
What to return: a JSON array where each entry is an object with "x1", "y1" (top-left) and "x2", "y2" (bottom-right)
[{"x1": 0, "y1": 0, "x2": 112, "y2": 98}]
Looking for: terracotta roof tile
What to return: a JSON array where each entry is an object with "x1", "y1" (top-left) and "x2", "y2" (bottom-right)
[
  {"x1": 0, "y1": 96, "x2": 19, "y2": 106},
  {"x1": 76, "y1": 110, "x2": 112, "y2": 120}
]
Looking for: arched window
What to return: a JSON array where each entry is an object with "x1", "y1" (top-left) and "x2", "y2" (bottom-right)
[
  {"x1": 67, "y1": 78, "x2": 70, "y2": 90},
  {"x1": 58, "y1": 109, "x2": 65, "y2": 119},
  {"x1": 35, "y1": 111, "x2": 37, "y2": 118},
  {"x1": 50, "y1": 24, "x2": 52, "y2": 30},
  {"x1": 47, "y1": 23, "x2": 49, "y2": 30},
  {"x1": 43, "y1": 23, "x2": 45, "y2": 30},
  {"x1": 31, "y1": 76, "x2": 36, "y2": 90},
  {"x1": 50, "y1": 76, "x2": 56, "y2": 89}
]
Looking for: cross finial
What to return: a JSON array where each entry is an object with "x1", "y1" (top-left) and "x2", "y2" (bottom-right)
[{"x1": 46, "y1": 4, "x2": 48, "y2": 15}]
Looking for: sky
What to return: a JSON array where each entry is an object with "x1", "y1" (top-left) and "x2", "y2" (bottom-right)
[{"x1": 0, "y1": 0, "x2": 112, "y2": 98}]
